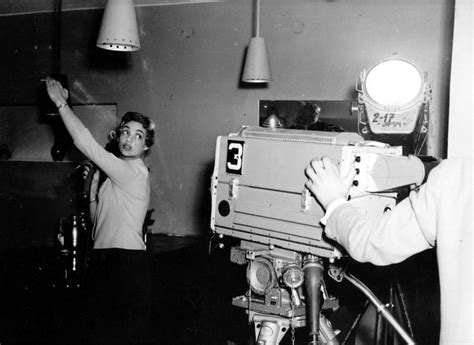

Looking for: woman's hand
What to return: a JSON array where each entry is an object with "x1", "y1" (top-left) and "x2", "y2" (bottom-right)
[
  {"x1": 45, "y1": 77, "x2": 69, "y2": 107},
  {"x1": 90, "y1": 170, "x2": 100, "y2": 202},
  {"x1": 305, "y1": 156, "x2": 356, "y2": 210},
  {"x1": 83, "y1": 164, "x2": 100, "y2": 202}
]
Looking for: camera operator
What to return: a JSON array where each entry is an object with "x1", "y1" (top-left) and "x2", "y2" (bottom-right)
[{"x1": 305, "y1": 157, "x2": 472, "y2": 344}]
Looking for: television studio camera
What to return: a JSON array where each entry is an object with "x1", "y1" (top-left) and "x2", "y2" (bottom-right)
[{"x1": 210, "y1": 59, "x2": 435, "y2": 345}]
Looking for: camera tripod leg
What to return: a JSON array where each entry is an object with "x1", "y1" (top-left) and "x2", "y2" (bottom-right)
[
  {"x1": 394, "y1": 280, "x2": 414, "y2": 338},
  {"x1": 341, "y1": 300, "x2": 371, "y2": 344},
  {"x1": 343, "y1": 273, "x2": 415, "y2": 345},
  {"x1": 252, "y1": 315, "x2": 290, "y2": 345}
]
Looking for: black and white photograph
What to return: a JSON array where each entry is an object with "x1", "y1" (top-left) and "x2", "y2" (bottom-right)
[{"x1": 0, "y1": 1, "x2": 471, "y2": 344}]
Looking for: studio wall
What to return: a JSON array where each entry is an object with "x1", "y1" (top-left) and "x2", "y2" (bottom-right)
[{"x1": 0, "y1": 0, "x2": 455, "y2": 237}]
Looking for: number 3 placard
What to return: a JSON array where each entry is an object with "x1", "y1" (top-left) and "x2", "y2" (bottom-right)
[{"x1": 226, "y1": 140, "x2": 244, "y2": 174}]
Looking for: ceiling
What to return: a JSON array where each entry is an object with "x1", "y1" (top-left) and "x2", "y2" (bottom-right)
[{"x1": 0, "y1": 0, "x2": 224, "y2": 16}]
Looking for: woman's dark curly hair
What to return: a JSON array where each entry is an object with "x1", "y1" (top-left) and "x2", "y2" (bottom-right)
[{"x1": 119, "y1": 111, "x2": 156, "y2": 148}]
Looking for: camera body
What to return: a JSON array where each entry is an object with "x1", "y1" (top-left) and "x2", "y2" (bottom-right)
[{"x1": 210, "y1": 126, "x2": 424, "y2": 259}]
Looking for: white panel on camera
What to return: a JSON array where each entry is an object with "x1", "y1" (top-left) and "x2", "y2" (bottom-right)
[
  {"x1": 341, "y1": 144, "x2": 425, "y2": 195},
  {"x1": 340, "y1": 145, "x2": 403, "y2": 196}
]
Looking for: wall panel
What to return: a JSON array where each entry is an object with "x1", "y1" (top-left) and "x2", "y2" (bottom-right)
[{"x1": 0, "y1": 0, "x2": 455, "y2": 236}]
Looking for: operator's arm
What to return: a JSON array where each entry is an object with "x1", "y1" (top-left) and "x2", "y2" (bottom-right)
[
  {"x1": 306, "y1": 157, "x2": 435, "y2": 266},
  {"x1": 324, "y1": 193, "x2": 434, "y2": 265}
]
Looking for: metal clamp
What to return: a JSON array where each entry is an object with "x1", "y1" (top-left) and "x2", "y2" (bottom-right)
[{"x1": 228, "y1": 178, "x2": 239, "y2": 199}]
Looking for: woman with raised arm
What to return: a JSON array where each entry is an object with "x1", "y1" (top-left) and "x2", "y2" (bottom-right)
[{"x1": 46, "y1": 77, "x2": 156, "y2": 344}]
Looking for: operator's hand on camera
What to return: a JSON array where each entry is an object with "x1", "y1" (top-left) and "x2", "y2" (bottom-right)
[
  {"x1": 305, "y1": 157, "x2": 356, "y2": 210},
  {"x1": 45, "y1": 77, "x2": 69, "y2": 107}
]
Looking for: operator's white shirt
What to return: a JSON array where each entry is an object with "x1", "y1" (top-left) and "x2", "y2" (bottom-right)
[{"x1": 324, "y1": 158, "x2": 472, "y2": 344}]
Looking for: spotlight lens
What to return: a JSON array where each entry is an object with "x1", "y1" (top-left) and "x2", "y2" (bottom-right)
[{"x1": 365, "y1": 59, "x2": 423, "y2": 107}]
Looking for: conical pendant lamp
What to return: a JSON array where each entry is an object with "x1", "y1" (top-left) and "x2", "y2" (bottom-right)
[
  {"x1": 241, "y1": 0, "x2": 272, "y2": 83},
  {"x1": 96, "y1": 0, "x2": 140, "y2": 52}
]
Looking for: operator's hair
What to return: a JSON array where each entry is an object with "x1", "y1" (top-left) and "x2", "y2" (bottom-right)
[{"x1": 119, "y1": 111, "x2": 156, "y2": 148}]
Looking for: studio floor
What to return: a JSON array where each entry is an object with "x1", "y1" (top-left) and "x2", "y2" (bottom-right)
[{"x1": 0, "y1": 235, "x2": 440, "y2": 345}]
